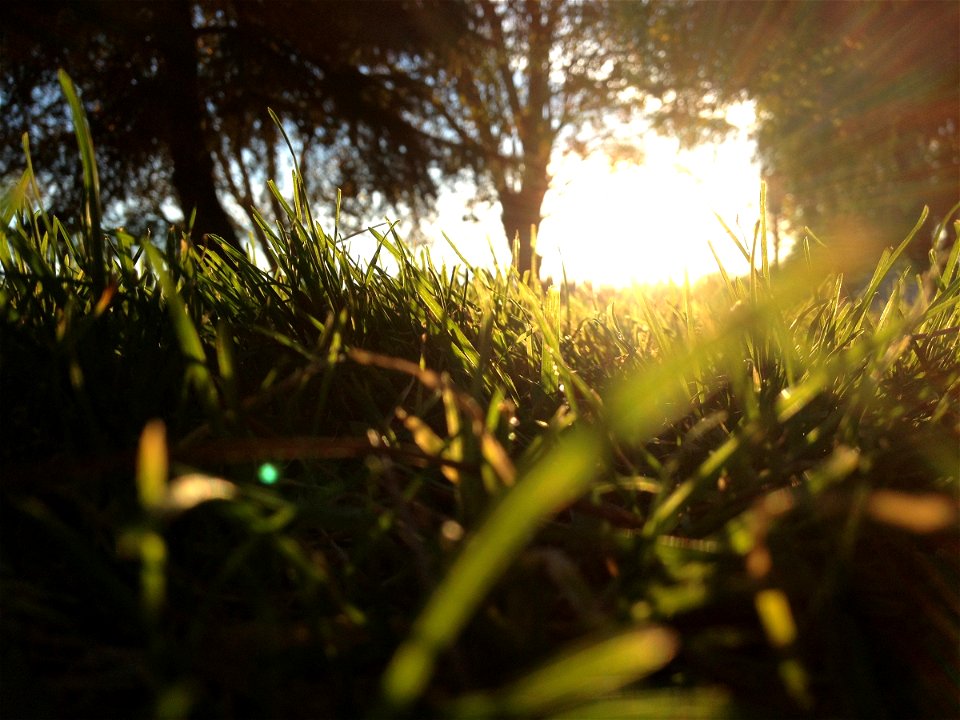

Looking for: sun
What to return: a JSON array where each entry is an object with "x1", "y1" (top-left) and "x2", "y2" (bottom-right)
[
  {"x1": 418, "y1": 102, "x2": 778, "y2": 288},
  {"x1": 536, "y1": 103, "x2": 772, "y2": 287}
]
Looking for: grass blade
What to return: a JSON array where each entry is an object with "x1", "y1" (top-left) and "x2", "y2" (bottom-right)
[
  {"x1": 381, "y1": 428, "x2": 604, "y2": 709},
  {"x1": 58, "y1": 70, "x2": 104, "y2": 296},
  {"x1": 453, "y1": 625, "x2": 680, "y2": 717}
]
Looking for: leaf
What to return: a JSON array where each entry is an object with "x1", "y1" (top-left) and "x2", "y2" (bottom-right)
[
  {"x1": 456, "y1": 625, "x2": 680, "y2": 718},
  {"x1": 866, "y1": 491, "x2": 957, "y2": 534},
  {"x1": 142, "y1": 241, "x2": 220, "y2": 412},
  {"x1": 381, "y1": 428, "x2": 604, "y2": 708},
  {"x1": 136, "y1": 420, "x2": 168, "y2": 512},
  {"x1": 548, "y1": 686, "x2": 734, "y2": 720},
  {"x1": 58, "y1": 70, "x2": 104, "y2": 296},
  {"x1": 162, "y1": 473, "x2": 238, "y2": 516}
]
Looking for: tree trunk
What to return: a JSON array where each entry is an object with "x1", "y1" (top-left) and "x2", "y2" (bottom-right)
[
  {"x1": 500, "y1": 185, "x2": 546, "y2": 280},
  {"x1": 154, "y1": 0, "x2": 240, "y2": 249},
  {"x1": 500, "y1": 1, "x2": 554, "y2": 281}
]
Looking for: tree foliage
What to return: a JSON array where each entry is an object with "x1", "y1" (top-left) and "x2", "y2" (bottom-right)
[
  {"x1": 635, "y1": 0, "x2": 959, "y2": 264},
  {"x1": 2, "y1": 1, "x2": 729, "y2": 276},
  {"x1": 200, "y1": 0, "x2": 473, "y2": 238},
  {"x1": 353, "y1": 0, "x2": 741, "y2": 277},
  {"x1": 365, "y1": 1, "x2": 656, "y2": 276},
  {"x1": 3, "y1": 1, "x2": 240, "y2": 245},
  {"x1": 6, "y1": 1, "x2": 949, "y2": 275},
  {"x1": 755, "y1": 1, "x2": 959, "y2": 262},
  {"x1": 1, "y1": 0, "x2": 471, "y2": 248}
]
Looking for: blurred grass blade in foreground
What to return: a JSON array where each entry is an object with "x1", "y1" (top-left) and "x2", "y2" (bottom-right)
[{"x1": 381, "y1": 428, "x2": 604, "y2": 709}]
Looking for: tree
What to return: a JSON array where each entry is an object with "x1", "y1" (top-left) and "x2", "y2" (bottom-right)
[
  {"x1": 630, "y1": 1, "x2": 959, "y2": 265},
  {"x1": 755, "y1": 1, "x2": 959, "y2": 264},
  {"x1": 1, "y1": 1, "x2": 469, "y2": 249},
  {"x1": 3, "y1": 1, "x2": 240, "y2": 246},
  {"x1": 197, "y1": 0, "x2": 473, "y2": 242},
  {"x1": 3, "y1": 1, "x2": 735, "y2": 277},
  {"x1": 360, "y1": 1, "x2": 711, "y2": 277}
]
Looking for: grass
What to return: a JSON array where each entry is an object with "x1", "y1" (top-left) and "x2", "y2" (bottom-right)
[{"x1": 2, "y1": 75, "x2": 958, "y2": 719}]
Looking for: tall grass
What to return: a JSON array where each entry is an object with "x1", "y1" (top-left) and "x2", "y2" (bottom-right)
[{"x1": 1, "y1": 75, "x2": 958, "y2": 719}]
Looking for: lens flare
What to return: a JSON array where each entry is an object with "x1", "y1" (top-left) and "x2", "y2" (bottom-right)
[{"x1": 258, "y1": 463, "x2": 280, "y2": 485}]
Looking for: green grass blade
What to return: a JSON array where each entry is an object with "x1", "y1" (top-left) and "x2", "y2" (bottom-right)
[
  {"x1": 759, "y1": 181, "x2": 770, "y2": 281},
  {"x1": 549, "y1": 687, "x2": 734, "y2": 720},
  {"x1": 58, "y1": 70, "x2": 104, "y2": 296},
  {"x1": 142, "y1": 241, "x2": 219, "y2": 413},
  {"x1": 381, "y1": 428, "x2": 604, "y2": 709},
  {"x1": 136, "y1": 419, "x2": 168, "y2": 512},
  {"x1": 714, "y1": 211, "x2": 751, "y2": 263},
  {"x1": 1, "y1": 168, "x2": 32, "y2": 230},
  {"x1": 453, "y1": 625, "x2": 679, "y2": 717},
  {"x1": 855, "y1": 207, "x2": 928, "y2": 330}
]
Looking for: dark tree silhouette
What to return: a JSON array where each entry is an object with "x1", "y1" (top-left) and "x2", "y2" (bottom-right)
[
  {"x1": 1, "y1": 1, "x2": 470, "y2": 248},
  {"x1": 3, "y1": 1, "x2": 241, "y2": 246},
  {"x1": 3, "y1": 1, "x2": 731, "y2": 278},
  {"x1": 153, "y1": 0, "x2": 239, "y2": 247},
  {"x1": 355, "y1": 1, "x2": 702, "y2": 278}
]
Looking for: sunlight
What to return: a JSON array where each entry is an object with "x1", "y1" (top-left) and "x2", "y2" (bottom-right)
[
  {"x1": 539, "y1": 103, "x2": 770, "y2": 287},
  {"x1": 539, "y1": 101, "x2": 779, "y2": 287},
  {"x1": 426, "y1": 101, "x2": 786, "y2": 288}
]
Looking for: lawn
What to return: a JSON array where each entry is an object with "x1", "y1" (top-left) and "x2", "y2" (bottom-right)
[{"x1": 2, "y1": 76, "x2": 958, "y2": 719}]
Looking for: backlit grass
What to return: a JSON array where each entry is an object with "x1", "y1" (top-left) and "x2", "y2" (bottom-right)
[{"x1": 1, "y1": 74, "x2": 958, "y2": 719}]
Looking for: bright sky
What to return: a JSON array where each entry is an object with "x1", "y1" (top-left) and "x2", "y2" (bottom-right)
[{"x1": 413, "y1": 101, "x2": 784, "y2": 288}]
